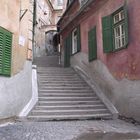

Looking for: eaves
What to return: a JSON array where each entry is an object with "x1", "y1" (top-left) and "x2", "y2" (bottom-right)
[
  {"x1": 57, "y1": 0, "x2": 76, "y2": 25},
  {"x1": 58, "y1": 0, "x2": 96, "y2": 33}
]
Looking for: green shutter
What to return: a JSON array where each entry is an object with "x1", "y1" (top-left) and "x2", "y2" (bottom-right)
[
  {"x1": 77, "y1": 25, "x2": 81, "y2": 52},
  {"x1": 102, "y1": 15, "x2": 113, "y2": 53},
  {"x1": 3, "y1": 32, "x2": 12, "y2": 75},
  {"x1": 0, "y1": 27, "x2": 12, "y2": 76},
  {"x1": 88, "y1": 27, "x2": 97, "y2": 62},
  {"x1": 0, "y1": 29, "x2": 4, "y2": 74},
  {"x1": 68, "y1": 33, "x2": 72, "y2": 55},
  {"x1": 64, "y1": 36, "x2": 70, "y2": 67},
  {"x1": 124, "y1": 4, "x2": 128, "y2": 46},
  {"x1": 64, "y1": 38, "x2": 67, "y2": 67}
]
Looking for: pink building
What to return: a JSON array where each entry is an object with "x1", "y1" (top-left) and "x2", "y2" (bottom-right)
[{"x1": 58, "y1": 0, "x2": 140, "y2": 121}]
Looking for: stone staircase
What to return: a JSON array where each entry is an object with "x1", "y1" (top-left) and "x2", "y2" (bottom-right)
[{"x1": 28, "y1": 67, "x2": 113, "y2": 121}]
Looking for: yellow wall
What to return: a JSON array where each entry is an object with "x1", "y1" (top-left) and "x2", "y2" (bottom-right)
[{"x1": 0, "y1": 0, "x2": 33, "y2": 75}]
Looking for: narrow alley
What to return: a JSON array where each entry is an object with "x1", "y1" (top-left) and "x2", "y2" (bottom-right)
[
  {"x1": 0, "y1": 0, "x2": 140, "y2": 140},
  {"x1": 0, "y1": 55, "x2": 140, "y2": 140}
]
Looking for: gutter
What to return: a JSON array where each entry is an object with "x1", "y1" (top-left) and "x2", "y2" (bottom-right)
[
  {"x1": 57, "y1": 0, "x2": 76, "y2": 25},
  {"x1": 57, "y1": 0, "x2": 96, "y2": 33}
]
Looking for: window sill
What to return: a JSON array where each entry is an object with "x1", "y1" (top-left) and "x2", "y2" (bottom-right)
[
  {"x1": 113, "y1": 43, "x2": 128, "y2": 53},
  {"x1": 71, "y1": 50, "x2": 80, "y2": 56}
]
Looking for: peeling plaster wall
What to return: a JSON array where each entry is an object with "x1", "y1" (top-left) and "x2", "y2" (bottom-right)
[{"x1": 80, "y1": 0, "x2": 140, "y2": 80}]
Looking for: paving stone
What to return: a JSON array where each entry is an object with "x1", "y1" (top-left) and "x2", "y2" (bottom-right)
[{"x1": 0, "y1": 120, "x2": 140, "y2": 140}]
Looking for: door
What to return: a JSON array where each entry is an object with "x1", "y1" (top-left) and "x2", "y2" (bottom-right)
[
  {"x1": 88, "y1": 26, "x2": 97, "y2": 62},
  {"x1": 64, "y1": 36, "x2": 70, "y2": 67}
]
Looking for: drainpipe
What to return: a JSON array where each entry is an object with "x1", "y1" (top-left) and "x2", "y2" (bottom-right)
[{"x1": 32, "y1": 0, "x2": 37, "y2": 61}]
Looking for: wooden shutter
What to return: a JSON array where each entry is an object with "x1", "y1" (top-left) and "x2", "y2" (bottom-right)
[
  {"x1": 77, "y1": 25, "x2": 81, "y2": 52},
  {"x1": 0, "y1": 27, "x2": 12, "y2": 76},
  {"x1": 124, "y1": 4, "x2": 128, "y2": 46},
  {"x1": 0, "y1": 29, "x2": 4, "y2": 74},
  {"x1": 3, "y1": 32, "x2": 12, "y2": 75},
  {"x1": 64, "y1": 37, "x2": 70, "y2": 67},
  {"x1": 102, "y1": 15, "x2": 113, "y2": 53},
  {"x1": 68, "y1": 33, "x2": 72, "y2": 55},
  {"x1": 88, "y1": 27, "x2": 97, "y2": 62},
  {"x1": 64, "y1": 38, "x2": 67, "y2": 67}
]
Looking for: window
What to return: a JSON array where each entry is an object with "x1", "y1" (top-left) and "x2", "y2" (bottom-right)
[
  {"x1": 72, "y1": 29, "x2": 77, "y2": 54},
  {"x1": 0, "y1": 27, "x2": 12, "y2": 76},
  {"x1": 113, "y1": 10, "x2": 126, "y2": 49},
  {"x1": 71, "y1": 26, "x2": 81, "y2": 55},
  {"x1": 102, "y1": 5, "x2": 128, "y2": 53},
  {"x1": 57, "y1": 0, "x2": 63, "y2": 6},
  {"x1": 88, "y1": 27, "x2": 97, "y2": 62}
]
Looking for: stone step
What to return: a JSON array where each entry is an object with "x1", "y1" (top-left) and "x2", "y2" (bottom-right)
[
  {"x1": 28, "y1": 113, "x2": 112, "y2": 121},
  {"x1": 38, "y1": 73, "x2": 76, "y2": 76},
  {"x1": 39, "y1": 85, "x2": 89, "y2": 88},
  {"x1": 37, "y1": 70, "x2": 75, "y2": 73},
  {"x1": 38, "y1": 93, "x2": 95, "y2": 97},
  {"x1": 39, "y1": 80, "x2": 84, "y2": 83},
  {"x1": 34, "y1": 104, "x2": 106, "y2": 110},
  {"x1": 37, "y1": 67, "x2": 73, "y2": 70},
  {"x1": 38, "y1": 96, "x2": 98, "y2": 101},
  {"x1": 38, "y1": 74, "x2": 79, "y2": 78},
  {"x1": 39, "y1": 83, "x2": 88, "y2": 86},
  {"x1": 39, "y1": 78, "x2": 82, "y2": 81},
  {"x1": 39, "y1": 87, "x2": 91, "y2": 91},
  {"x1": 39, "y1": 81, "x2": 86, "y2": 84},
  {"x1": 37, "y1": 67, "x2": 72, "y2": 69},
  {"x1": 38, "y1": 100, "x2": 102, "y2": 106},
  {"x1": 39, "y1": 89, "x2": 94, "y2": 93},
  {"x1": 38, "y1": 72, "x2": 76, "y2": 75},
  {"x1": 30, "y1": 109, "x2": 109, "y2": 116}
]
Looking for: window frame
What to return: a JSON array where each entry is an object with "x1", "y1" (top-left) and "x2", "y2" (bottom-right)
[
  {"x1": 71, "y1": 25, "x2": 81, "y2": 56},
  {"x1": 102, "y1": 5, "x2": 128, "y2": 53},
  {"x1": 112, "y1": 6, "x2": 128, "y2": 51},
  {"x1": 71, "y1": 28, "x2": 78, "y2": 55}
]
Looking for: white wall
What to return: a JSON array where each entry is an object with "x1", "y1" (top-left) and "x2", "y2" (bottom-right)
[{"x1": 0, "y1": 61, "x2": 32, "y2": 119}]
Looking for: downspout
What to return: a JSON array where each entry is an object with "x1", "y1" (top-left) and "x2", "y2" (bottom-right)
[{"x1": 32, "y1": 0, "x2": 37, "y2": 60}]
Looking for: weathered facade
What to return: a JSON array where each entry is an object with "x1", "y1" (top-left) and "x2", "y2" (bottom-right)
[
  {"x1": 58, "y1": 0, "x2": 140, "y2": 121},
  {"x1": 0, "y1": 0, "x2": 33, "y2": 119},
  {"x1": 33, "y1": 0, "x2": 67, "y2": 57}
]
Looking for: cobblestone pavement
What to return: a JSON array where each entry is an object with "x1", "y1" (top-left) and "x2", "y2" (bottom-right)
[{"x1": 0, "y1": 120, "x2": 140, "y2": 140}]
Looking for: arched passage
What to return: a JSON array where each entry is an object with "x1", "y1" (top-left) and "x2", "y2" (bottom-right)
[{"x1": 45, "y1": 30, "x2": 59, "y2": 55}]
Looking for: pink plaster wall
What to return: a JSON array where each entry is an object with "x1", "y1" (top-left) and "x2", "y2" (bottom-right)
[
  {"x1": 60, "y1": 0, "x2": 140, "y2": 80},
  {"x1": 80, "y1": 0, "x2": 140, "y2": 80}
]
